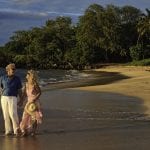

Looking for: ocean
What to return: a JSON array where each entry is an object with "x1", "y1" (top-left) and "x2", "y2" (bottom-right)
[{"x1": 0, "y1": 68, "x2": 92, "y2": 87}]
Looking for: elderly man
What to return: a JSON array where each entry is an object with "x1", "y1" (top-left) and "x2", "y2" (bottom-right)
[{"x1": 0, "y1": 63, "x2": 22, "y2": 136}]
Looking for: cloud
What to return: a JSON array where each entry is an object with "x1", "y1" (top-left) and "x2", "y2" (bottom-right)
[
  {"x1": 0, "y1": 8, "x2": 48, "y2": 19},
  {"x1": 47, "y1": 11, "x2": 83, "y2": 16},
  {"x1": 12, "y1": 0, "x2": 41, "y2": 5},
  {"x1": 0, "y1": 8, "x2": 82, "y2": 20}
]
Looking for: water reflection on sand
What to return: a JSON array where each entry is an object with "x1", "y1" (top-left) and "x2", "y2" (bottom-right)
[
  {"x1": 0, "y1": 89, "x2": 150, "y2": 150},
  {"x1": 0, "y1": 136, "x2": 41, "y2": 150}
]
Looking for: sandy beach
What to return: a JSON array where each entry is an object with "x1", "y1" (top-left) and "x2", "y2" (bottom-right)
[{"x1": 0, "y1": 65, "x2": 150, "y2": 150}]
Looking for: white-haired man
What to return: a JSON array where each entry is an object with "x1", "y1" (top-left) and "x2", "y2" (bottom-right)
[{"x1": 0, "y1": 63, "x2": 22, "y2": 136}]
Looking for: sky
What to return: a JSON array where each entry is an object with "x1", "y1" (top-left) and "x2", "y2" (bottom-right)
[{"x1": 0, "y1": 0, "x2": 150, "y2": 45}]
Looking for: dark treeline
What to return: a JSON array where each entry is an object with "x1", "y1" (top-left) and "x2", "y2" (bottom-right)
[{"x1": 0, "y1": 4, "x2": 149, "y2": 69}]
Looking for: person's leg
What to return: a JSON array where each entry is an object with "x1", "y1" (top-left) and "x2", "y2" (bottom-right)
[
  {"x1": 31, "y1": 120, "x2": 37, "y2": 136},
  {"x1": 20, "y1": 111, "x2": 30, "y2": 136},
  {"x1": 1, "y1": 96, "x2": 13, "y2": 134},
  {"x1": 8, "y1": 96, "x2": 19, "y2": 134}
]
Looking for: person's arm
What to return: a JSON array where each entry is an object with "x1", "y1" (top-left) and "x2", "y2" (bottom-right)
[
  {"x1": 17, "y1": 78, "x2": 24, "y2": 107},
  {"x1": 0, "y1": 76, "x2": 3, "y2": 95},
  {"x1": 17, "y1": 88, "x2": 24, "y2": 107}
]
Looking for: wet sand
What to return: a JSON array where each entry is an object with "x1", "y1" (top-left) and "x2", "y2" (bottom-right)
[{"x1": 0, "y1": 65, "x2": 150, "y2": 150}]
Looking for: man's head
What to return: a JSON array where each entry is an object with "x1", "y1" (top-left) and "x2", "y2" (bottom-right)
[{"x1": 6, "y1": 63, "x2": 16, "y2": 77}]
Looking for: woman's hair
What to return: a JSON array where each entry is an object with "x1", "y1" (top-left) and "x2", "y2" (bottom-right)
[{"x1": 27, "y1": 70, "x2": 39, "y2": 86}]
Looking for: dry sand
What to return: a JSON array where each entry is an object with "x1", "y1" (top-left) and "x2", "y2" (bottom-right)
[
  {"x1": 75, "y1": 66, "x2": 150, "y2": 115},
  {"x1": 0, "y1": 65, "x2": 150, "y2": 150}
]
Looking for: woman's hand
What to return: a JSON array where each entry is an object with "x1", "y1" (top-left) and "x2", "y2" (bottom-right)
[
  {"x1": 17, "y1": 99, "x2": 24, "y2": 107},
  {"x1": 28, "y1": 96, "x2": 36, "y2": 102}
]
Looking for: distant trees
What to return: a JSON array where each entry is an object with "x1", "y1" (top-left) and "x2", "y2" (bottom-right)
[
  {"x1": 136, "y1": 8, "x2": 150, "y2": 60},
  {"x1": 75, "y1": 4, "x2": 105, "y2": 66},
  {"x1": 137, "y1": 9, "x2": 150, "y2": 45},
  {"x1": 0, "y1": 46, "x2": 9, "y2": 67},
  {"x1": 0, "y1": 4, "x2": 149, "y2": 69}
]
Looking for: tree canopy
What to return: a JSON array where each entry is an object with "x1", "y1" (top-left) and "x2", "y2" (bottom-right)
[{"x1": 0, "y1": 4, "x2": 149, "y2": 69}]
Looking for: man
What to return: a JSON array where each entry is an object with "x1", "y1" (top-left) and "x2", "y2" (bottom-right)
[{"x1": 0, "y1": 63, "x2": 22, "y2": 136}]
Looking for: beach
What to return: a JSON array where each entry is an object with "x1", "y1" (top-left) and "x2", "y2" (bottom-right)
[{"x1": 0, "y1": 65, "x2": 150, "y2": 150}]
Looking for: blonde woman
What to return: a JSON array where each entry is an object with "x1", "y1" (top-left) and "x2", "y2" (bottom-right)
[{"x1": 20, "y1": 70, "x2": 42, "y2": 136}]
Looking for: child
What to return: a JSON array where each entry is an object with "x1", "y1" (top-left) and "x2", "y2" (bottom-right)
[{"x1": 20, "y1": 70, "x2": 43, "y2": 136}]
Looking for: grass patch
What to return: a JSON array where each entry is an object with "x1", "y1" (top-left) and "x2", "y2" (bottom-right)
[{"x1": 128, "y1": 59, "x2": 150, "y2": 66}]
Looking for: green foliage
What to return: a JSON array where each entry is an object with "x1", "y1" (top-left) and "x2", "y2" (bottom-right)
[
  {"x1": 0, "y1": 47, "x2": 7, "y2": 67},
  {"x1": 119, "y1": 5, "x2": 142, "y2": 58},
  {"x1": 137, "y1": 8, "x2": 150, "y2": 53},
  {"x1": 129, "y1": 58, "x2": 150, "y2": 66},
  {"x1": 76, "y1": 4, "x2": 105, "y2": 64},
  {"x1": 129, "y1": 44, "x2": 143, "y2": 61},
  {"x1": 1, "y1": 4, "x2": 150, "y2": 69},
  {"x1": 13, "y1": 55, "x2": 26, "y2": 67}
]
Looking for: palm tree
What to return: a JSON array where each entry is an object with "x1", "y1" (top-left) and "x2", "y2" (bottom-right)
[
  {"x1": 137, "y1": 8, "x2": 150, "y2": 45},
  {"x1": 136, "y1": 9, "x2": 150, "y2": 59}
]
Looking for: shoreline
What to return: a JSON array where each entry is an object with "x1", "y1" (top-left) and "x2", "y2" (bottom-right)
[
  {"x1": 72, "y1": 66, "x2": 150, "y2": 115},
  {"x1": 41, "y1": 68, "x2": 129, "y2": 91}
]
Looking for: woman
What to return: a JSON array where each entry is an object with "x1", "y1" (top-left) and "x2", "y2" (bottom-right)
[{"x1": 20, "y1": 70, "x2": 42, "y2": 136}]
